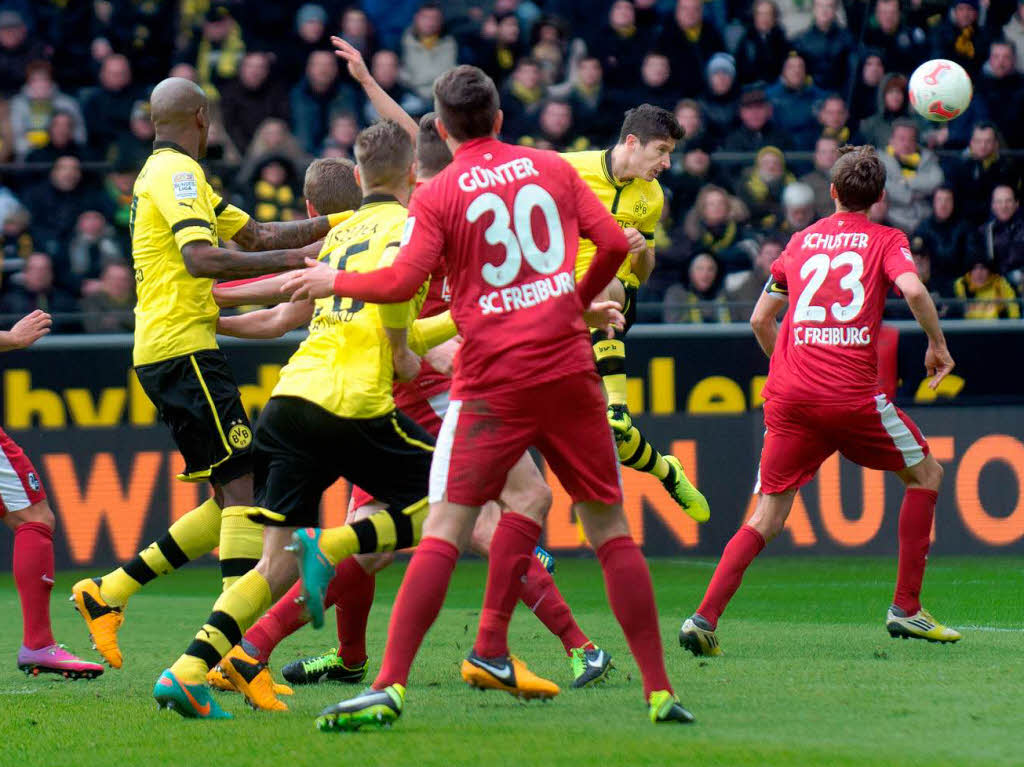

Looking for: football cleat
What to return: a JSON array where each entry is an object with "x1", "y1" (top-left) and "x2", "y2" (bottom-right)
[
  {"x1": 17, "y1": 644, "x2": 104, "y2": 679},
  {"x1": 679, "y1": 614, "x2": 723, "y2": 657},
  {"x1": 569, "y1": 646, "x2": 613, "y2": 688},
  {"x1": 153, "y1": 669, "x2": 232, "y2": 719},
  {"x1": 461, "y1": 651, "x2": 559, "y2": 699},
  {"x1": 70, "y1": 577, "x2": 125, "y2": 668},
  {"x1": 533, "y1": 545, "x2": 556, "y2": 574},
  {"x1": 648, "y1": 689, "x2": 696, "y2": 724},
  {"x1": 282, "y1": 648, "x2": 368, "y2": 685},
  {"x1": 886, "y1": 606, "x2": 962, "y2": 643},
  {"x1": 663, "y1": 456, "x2": 711, "y2": 523},
  {"x1": 287, "y1": 528, "x2": 334, "y2": 629},
  {"x1": 218, "y1": 645, "x2": 291, "y2": 711},
  {"x1": 316, "y1": 684, "x2": 405, "y2": 732}
]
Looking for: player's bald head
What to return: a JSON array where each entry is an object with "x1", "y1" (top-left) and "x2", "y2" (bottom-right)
[{"x1": 150, "y1": 77, "x2": 207, "y2": 129}]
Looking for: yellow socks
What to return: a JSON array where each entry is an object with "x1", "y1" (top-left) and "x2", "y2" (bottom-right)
[
  {"x1": 218, "y1": 506, "x2": 264, "y2": 590},
  {"x1": 319, "y1": 499, "x2": 429, "y2": 564},
  {"x1": 615, "y1": 422, "x2": 671, "y2": 481},
  {"x1": 100, "y1": 497, "x2": 222, "y2": 607},
  {"x1": 593, "y1": 335, "x2": 628, "y2": 407}
]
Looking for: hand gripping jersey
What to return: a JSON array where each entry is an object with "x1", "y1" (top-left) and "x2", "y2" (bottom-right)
[
  {"x1": 761, "y1": 211, "x2": 917, "y2": 403},
  {"x1": 131, "y1": 140, "x2": 250, "y2": 365}
]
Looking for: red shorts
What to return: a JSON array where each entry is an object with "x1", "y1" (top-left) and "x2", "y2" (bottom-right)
[
  {"x1": 0, "y1": 427, "x2": 47, "y2": 516},
  {"x1": 430, "y1": 372, "x2": 622, "y2": 507},
  {"x1": 757, "y1": 394, "x2": 930, "y2": 495},
  {"x1": 349, "y1": 392, "x2": 447, "y2": 510}
]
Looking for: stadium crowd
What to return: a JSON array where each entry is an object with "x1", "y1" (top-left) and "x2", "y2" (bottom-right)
[{"x1": 1, "y1": 0, "x2": 1024, "y2": 329}]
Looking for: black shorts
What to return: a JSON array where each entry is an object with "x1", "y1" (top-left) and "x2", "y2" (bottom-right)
[
  {"x1": 590, "y1": 279, "x2": 638, "y2": 346},
  {"x1": 253, "y1": 396, "x2": 434, "y2": 529},
  {"x1": 135, "y1": 349, "x2": 254, "y2": 486}
]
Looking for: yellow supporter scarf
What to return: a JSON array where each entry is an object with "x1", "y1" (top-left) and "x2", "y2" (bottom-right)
[
  {"x1": 254, "y1": 181, "x2": 296, "y2": 222},
  {"x1": 511, "y1": 80, "x2": 543, "y2": 106},
  {"x1": 955, "y1": 26, "x2": 975, "y2": 60},
  {"x1": 822, "y1": 125, "x2": 850, "y2": 143},
  {"x1": 497, "y1": 45, "x2": 514, "y2": 72},
  {"x1": 196, "y1": 23, "x2": 245, "y2": 101},
  {"x1": 685, "y1": 24, "x2": 702, "y2": 42},
  {"x1": 419, "y1": 34, "x2": 439, "y2": 50},
  {"x1": 887, "y1": 144, "x2": 921, "y2": 179},
  {"x1": 700, "y1": 220, "x2": 737, "y2": 253}
]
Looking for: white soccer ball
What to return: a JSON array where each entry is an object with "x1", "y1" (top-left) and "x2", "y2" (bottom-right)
[{"x1": 908, "y1": 59, "x2": 973, "y2": 122}]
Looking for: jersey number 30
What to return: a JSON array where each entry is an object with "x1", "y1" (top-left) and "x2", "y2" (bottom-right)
[
  {"x1": 793, "y1": 251, "x2": 865, "y2": 323},
  {"x1": 467, "y1": 184, "x2": 565, "y2": 288}
]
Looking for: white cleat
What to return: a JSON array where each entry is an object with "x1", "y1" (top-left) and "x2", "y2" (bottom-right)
[{"x1": 886, "y1": 607, "x2": 962, "y2": 643}]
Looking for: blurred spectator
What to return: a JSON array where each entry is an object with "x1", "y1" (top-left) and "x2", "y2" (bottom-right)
[
  {"x1": 168, "y1": 62, "x2": 199, "y2": 83},
  {"x1": 24, "y1": 110, "x2": 88, "y2": 163},
  {"x1": 848, "y1": 50, "x2": 886, "y2": 128},
  {"x1": 975, "y1": 184, "x2": 1024, "y2": 286},
  {"x1": 103, "y1": 159, "x2": 137, "y2": 249},
  {"x1": 61, "y1": 210, "x2": 125, "y2": 297},
  {"x1": 238, "y1": 118, "x2": 312, "y2": 191},
  {"x1": 475, "y1": 10, "x2": 526, "y2": 89},
  {"x1": 290, "y1": 50, "x2": 358, "y2": 154},
  {"x1": 243, "y1": 156, "x2": 303, "y2": 222},
  {"x1": 682, "y1": 184, "x2": 752, "y2": 273},
  {"x1": 953, "y1": 253, "x2": 1020, "y2": 319},
  {"x1": 81, "y1": 262, "x2": 135, "y2": 333},
  {"x1": 179, "y1": 2, "x2": 247, "y2": 100},
  {"x1": 0, "y1": 9, "x2": 48, "y2": 97},
  {"x1": 862, "y1": 0, "x2": 927, "y2": 76},
  {"x1": 725, "y1": 235, "x2": 784, "y2": 321},
  {"x1": 737, "y1": 146, "x2": 796, "y2": 230},
  {"x1": 868, "y1": 194, "x2": 893, "y2": 225},
  {"x1": 794, "y1": 0, "x2": 855, "y2": 93},
  {"x1": 587, "y1": 0, "x2": 653, "y2": 91},
  {"x1": 340, "y1": 7, "x2": 377, "y2": 63},
  {"x1": 799, "y1": 135, "x2": 840, "y2": 218},
  {"x1": 23, "y1": 156, "x2": 107, "y2": 257},
  {"x1": 631, "y1": 52, "x2": 678, "y2": 111},
  {"x1": 816, "y1": 93, "x2": 852, "y2": 147},
  {"x1": 567, "y1": 56, "x2": 617, "y2": 145},
  {"x1": 102, "y1": 0, "x2": 177, "y2": 86},
  {"x1": 975, "y1": 41, "x2": 1023, "y2": 147},
  {"x1": 109, "y1": 101, "x2": 155, "y2": 171},
  {"x1": 80, "y1": 54, "x2": 136, "y2": 157},
  {"x1": 913, "y1": 186, "x2": 971, "y2": 292},
  {"x1": 1, "y1": 208, "x2": 33, "y2": 284},
  {"x1": 10, "y1": 60, "x2": 86, "y2": 159},
  {"x1": 766, "y1": 53, "x2": 824, "y2": 150},
  {"x1": 528, "y1": 15, "x2": 572, "y2": 89},
  {"x1": 363, "y1": 0, "x2": 421, "y2": 52},
  {"x1": 888, "y1": 237, "x2": 949, "y2": 319},
  {"x1": 0, "y1": 252, "x2": 78, "y2": 325},
  {"x1": 280, "y1": 4, "x2": 332, "y2": 85},
  {"x1": 220, "y1": 52, "x2": 291, "y2": 155},
  {"x1": 519, "y1": 100, "x2": 589, "y2": 152},
  {"x1": 0, "y1": 183, "x2": 22, "y2": 228},
  {"x1": 500, "y1": 57, "x2": 546, "y2": 141},
  {"x1": 733, "y1": 0, "x2": 790, "y2": 86},
  {"x1": 322, "y1": 112, "x2": 358, "y2": 160},
  {"x1": 654, "y1": 0, "x2": 726, "y2": 97},
  {"x1": 948, "y1": 122, "x2": 1021, "y2": 227},
  {"x1": 1004, "y1": 4, "x2": 1024, "y2": 72},
  {"x1": 666, "y1": 136, "x2": 731, "y2": 221},
  {"x1": 880, "y1": 119, "x2": 944, "y2": 232},
  {"x1": 774, "y1": 181, "x2": 818, "y2": 237},
  {"x1": 664, "y1": 252, "x2": 731, "y2": 323},
  {"x1": 931, "y1": 0, "x2": 989, "y2": 76},
  {"x1": 723, "y1": 83, "x2": 789, "y2": 151},
  {"x1": 400, "y1": 2, "x2": 459, "y2": 102},
  {"x1": 699, "y1": 53, "x2": 739, "y2": 144},
  {"x1": 857, "y1": 73, "x2": 909, "y2": 148},
  {"x1": 360, "y1": 49, "x2": 429, "y2": 126},
  {"x1": 673, "y1": 98, "x2": 712, "y2": 150}
]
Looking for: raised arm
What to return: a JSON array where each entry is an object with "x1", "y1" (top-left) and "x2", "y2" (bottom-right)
[
  {"x1": 216, "y1": 301, "x2": 314, "y2": 339},
  {"x1": 332, "y1": 37, "x2": 420, "y2": 140},
  {"x1": 182, "y1": 240, "x2": 322, "y2": 280},
  {"x1": 0, "y1": 310, "x2": 52, "y2": 352},
  {"x1": 894, "y1": 271, "x2": 954, "y2": 389}
]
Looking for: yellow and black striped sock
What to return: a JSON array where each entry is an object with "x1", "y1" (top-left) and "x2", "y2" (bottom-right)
[
  {"x1": 218, "y1": 506, "x2": 264, "y2": 590},
  {"x1": 170, "y1": 569, "x2": 272, "y2": 683},
  {"x1": 319, "y1": 498, "x2": 429, "y2": 564},
  {"x1": 100, "y1": 497, "x2": 222, "y2": 607},
  {"x1": 592, "y1": 331, "x2": 628, "y2": 407},
  {"x1": 616, "y1": 423, "x2": 671, "y2": 481}
]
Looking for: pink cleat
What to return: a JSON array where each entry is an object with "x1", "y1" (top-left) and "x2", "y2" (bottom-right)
[{"x1": 18, "y1": 644, "x2": 104, "y2": 679}]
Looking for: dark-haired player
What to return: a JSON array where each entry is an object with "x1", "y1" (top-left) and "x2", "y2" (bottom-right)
[
  {"x1": 285, "y1": 65, "x2": 694, "y2": 729},
  {"x1": 679, "y1": 145, "x2": 961, "y2": 656},
  {"x1": 563, "y1": 107, "x2": 709, "y2": 522}
]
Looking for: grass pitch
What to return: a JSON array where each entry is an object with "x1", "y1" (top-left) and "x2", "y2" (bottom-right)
[{"x1": 1, "y1": 556, "x2": 1021, "y2": 767}]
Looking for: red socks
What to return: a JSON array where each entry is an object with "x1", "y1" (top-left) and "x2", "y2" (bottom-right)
[
  {"x1": 373, "y1": 537, "x2": 459, "y2": 689},
  {"x1": 893, "y1": 488, "x2": 937, "y2": 615},
  {"x1": 473, "y1": 513, "x2": 542, "y2": 658},
  {"x1": 243, "y1": 580, "x2": 308, "y2": 663},
  {"x1": 520, "y1": 556, "x2": 590, "y2": 654},
  {"x1": 696, "y1": 524, "x2": 765, "y2": 629},
  {"x1": 596, "y1": 535, "x2": 671, "y2": 698},
  {"x1": 13, "y1": 522, "x2": 55, "y2": 650},
  {"x1": 327, "y1": 558, "x2": 376, "y2": 667}
]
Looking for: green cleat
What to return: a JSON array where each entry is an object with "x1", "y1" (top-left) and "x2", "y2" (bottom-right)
[
  {"x1": 287, "y1": 528, "x2": 334, "y2": 629},
  {"x1": 648, "y1": 689, "x2": 695, "y2": 724},
  {"x1": 663, "y1": 455, "x2": 710, "y2": 523},
  {"x1": 569, "y1": 646, "x2": 613, "y2": 688},
  {"x1": 316, "y1": 684, "x2": 405, "y2": 732},
  {"x1": 153, "y1": 669, "x2": 233, "y2": 719},
  {"x1": 282, "y1": 649, "x2": 368, "y2": 685}
]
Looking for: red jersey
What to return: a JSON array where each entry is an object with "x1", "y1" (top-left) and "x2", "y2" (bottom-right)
[
  {"x1": 393, "y1": 264, "x2": 451, "y2": 409},
  {"x1": 762, "y1": 211, "x2": 916, "y2": 403},
  {"x1": 330, "y1": 137, "x2": 629, "y2": 399}
]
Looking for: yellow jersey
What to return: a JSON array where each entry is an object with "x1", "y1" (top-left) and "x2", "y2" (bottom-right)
[
  {"x1": 131, "y1": 141, "x2": 250, "y2": 366},
  {"x1": 272, "y1": 196, "x2": 428, "y2": 419},
  {"x1": 561, "y1": 149, "x2": 663, "y2": 288}
]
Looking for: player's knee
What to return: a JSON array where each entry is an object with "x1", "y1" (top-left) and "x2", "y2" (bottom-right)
[
  {"x1": 523, "y1": 481, "x2": 553, "y2": 521},
  {"x1": 6, "y1": 500, "x2": 55, "y2": 530},
  {"x1": 921, "y1": 459, "x2": 944, "y2": 492}
]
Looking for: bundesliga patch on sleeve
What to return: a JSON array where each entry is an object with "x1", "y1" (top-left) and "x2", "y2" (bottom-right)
[{"x1": 173, "y1": 171, "x2": 198, "y2": 200}]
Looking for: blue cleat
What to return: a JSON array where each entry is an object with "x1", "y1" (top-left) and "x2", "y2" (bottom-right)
[
  {"x1": 153, "y1": 669, "x2": 233, "y2": 719},
  {"x1": 534, "y1": 546, "x2": 556, "y2": 574},
  {"x1": 288, "y1": 528, "x2": 334, "y2": 629}
]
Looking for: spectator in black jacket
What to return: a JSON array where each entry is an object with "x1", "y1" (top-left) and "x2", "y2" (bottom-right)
[
  {"x1": 862, "y1": 0, "x2": 928, "y2": 76},
  {"x1": 733, "y1": 0, "x2": 790, "y2": 86},
  {"x1": 220, "y1": 52, "x2": 291, "y2": 156},
  {"x1": 794, "y1": 0, "x2": 855, "y2": 93},
  {"x1": 60, "y1": 210, "x2": 125, "y2": 298},
  {"x1": 80, "y1": 54, "x2": 137, "y2": 158},
  {"x1": 931, "y1": 0, "x2": 989, "y2": 76},
  {"x1": 586, "y1": 0, "x2": 654, "y2": 92},
  {"x1": 699, "y1": 53, "x2": 739, "y2": 144},
  {"x1": 857, "y1": 72, "x2": 910, "y2": 149},
  {"x1": 518, "y1": 100, "x2": 589, "y2": 153},
  {"x1": 654, "y1": 0, "x2": 726, "y2": 97},
  {"x1": 0, "y1": 9, "x2": 48, "y2": 97},
  {"x1": 81, "y1": 261, "x2": 135, "y2": 334},
  {"x1": 290, "y1": 50, "x2": 358, "y2": 154},
  {"x1": 800, "y1": 135, "x2": 840, "y2": 218},
  {"x1": 103, "y1": 0, "x2": 177, "y2": 86},
  {"x1": 0, "y1": 252, "x2": 79, "y2": 329},
  {"x1": 974, "y1": 184, "x2": 1024, "y2": 287},
  {"x1": 108, "y1": 100, "x2": 154, "y2": 172},
  {"x1": 474, "y1": 10, "x2": 526, "y2": 90},
  {"x1": 816, "y1": 93, "x2": 853, "y2": 147},
  {"x1": 723, "y1": 83, "x2": 790, "y2": 151},
  {"x1": 23, "y1": 156, "x2": 108, "y2": 259},
  {"x1": 766, "y1": 53, "x2": 825, "y2": 151},
  {"x1": 360, "y1": 49, "x2": 429, "y2": 126},
  {"x1": 24, "y1": 111, "x2": 88, "y2": 164},
  {"x1": 975, "y1": 40, "x2": 1024, "y2": 146},
  {"x1": 913, "y1": 186, "x2": 972, "y2": 293},
  {"x1": 848, "y1": 49, "x2": 886, "y2": 128},
  {"x1": 948, "y1": 122, "x2": 1021, "y2": 227},
  {"x1": 628, "y1": 52, "x2": 679, "y2": 112},
  {"x1": 499, "y1": 57, "x2": 546, "y2": 141},
  {"x1": 568, "y1": 56, "x2": 618, "y2": 146}
]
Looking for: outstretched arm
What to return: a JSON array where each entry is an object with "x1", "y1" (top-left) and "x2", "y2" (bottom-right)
[
  {"x1": 332, "y1": 36, "x2": 420, "y2": 140},
  {"x1": 182, "y1": 240, "x2": 322, "y2": 280},
  {"x1": 895, "y1": 271, "x2": 954, "y2": 389},
  {"x1": 0, "y1": 310, "x2": 52, "y2": 352},
  {"x1": 216, "y1": 301, "x2": 314, "y2": 339},
  {"x1": 229, "y1": 216, "x2": 334, "y2": 252},
  {"x1": 213, "y1": 271, "x2": 304, "y2": 307}
]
